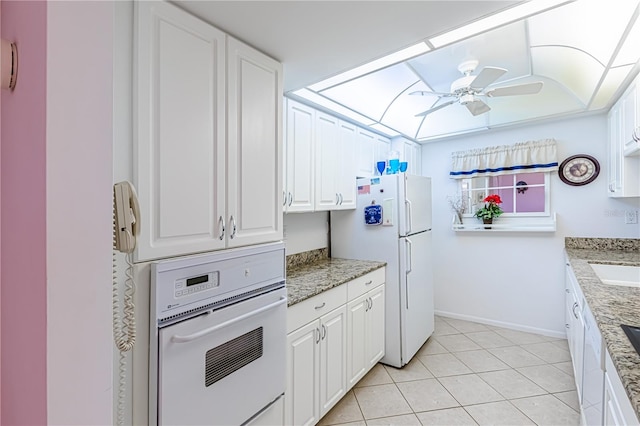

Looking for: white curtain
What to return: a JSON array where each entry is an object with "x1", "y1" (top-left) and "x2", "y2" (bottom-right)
[{"x1": 450, "y1": 139, "x2": 558, "y2": 179}]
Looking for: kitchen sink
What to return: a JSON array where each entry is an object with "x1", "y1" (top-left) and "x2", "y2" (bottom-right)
[{"x1": 589, "y1": 263, "x2": 640, "y2": 287}]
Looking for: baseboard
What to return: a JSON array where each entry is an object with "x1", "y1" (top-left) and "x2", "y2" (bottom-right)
[{"x1": 434, "y1": 310, "x2": 566, "y2": 339}]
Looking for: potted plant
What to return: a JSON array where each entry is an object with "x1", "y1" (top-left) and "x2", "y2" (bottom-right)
[{"x1": 474, "y1": 194, "x2": 503, "y2": 228}]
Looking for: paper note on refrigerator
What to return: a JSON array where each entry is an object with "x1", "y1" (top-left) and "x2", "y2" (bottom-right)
[{"x1": 382, "y1": 198, "x2": 394, "y2": 226}]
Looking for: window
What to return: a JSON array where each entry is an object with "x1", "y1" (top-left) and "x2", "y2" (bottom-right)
[{"x1": 461, "y1": 172, "x2": 550, "y2": 217}]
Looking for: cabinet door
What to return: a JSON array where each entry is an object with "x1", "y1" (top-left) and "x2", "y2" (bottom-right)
[
  {"x1": 357, "y1": 128, "x2": 376, "y2": 177},
  {"x1": 336, "y1": 121, "x2": 357, "y2": 210},
  {"x1": 375, "y1": 136, "x2": 390, "y2": 172},
  {"x1": 319, "y1": 306, "x2": 347, "y2": 416},
  {"x1": 346, "y1": 294, "x2": 368, "y2": 389},
  {"x1": 285, "y1": 100, "x2": 315, "y2": 212},
  {"x1": 134, "y1": 1, "x2": 226, "y2": 261},
  {"x1": 366, "y1": 285, "x2": 385, "y2": 367},
  {"x1": 227, "y1": 37, "x2": 283, "y2": 247},
  {"x1": 404, "y1": 140, "x2": 422, "y2": 175},
  {"x1": 315, "y1": 112, "x2": 341, "y2": 210},
  {"x1": 285, "y1": 321, "x2": 320, "y2": 426}
]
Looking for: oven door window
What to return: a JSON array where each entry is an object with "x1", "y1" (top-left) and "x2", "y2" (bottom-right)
[{"x1": 157, "y1": 288, "x2": 286, "y2": 426}]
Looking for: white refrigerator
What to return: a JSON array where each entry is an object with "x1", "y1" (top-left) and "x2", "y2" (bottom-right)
[{"x1": 331, "y1": 174, "x2": 434, "y2": 368}]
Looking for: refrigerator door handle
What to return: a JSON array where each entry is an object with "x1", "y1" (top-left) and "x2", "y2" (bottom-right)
[
  {"x1": 405, "y1": 238, "x2": 412, "y2": 309},
  {"x1": 405, "y1": 199, "x2": 413, "y2": 234}
]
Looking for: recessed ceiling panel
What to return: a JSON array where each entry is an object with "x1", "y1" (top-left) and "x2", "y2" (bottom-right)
[
  {"x1": 614, "y1": 15, "x2": 640, "y2": 66},
  {"x1": 416, "y1": 102, "x2": 488, "y2": 140},
  {"x1": 380, "y1": 80, "x2": 435, "y2": 137},
  {"x1": 528, "y1": 0, "x2": 638, "y2": 66},
  {"x1": 487, "y1": 77, "x2": 584, "y2": 125},
  {"x1": 407, "y1": 20, "x2": 530, "y2": 93},
  {"x1": 591, "y1": 64, "x2": 635, "y2": 109},
  {"x1": 321, "y1": 63, "x2": 420, "y2": 121},
  {"x1": 531, "y1": 46, "x2": 604, "y2": 105}
]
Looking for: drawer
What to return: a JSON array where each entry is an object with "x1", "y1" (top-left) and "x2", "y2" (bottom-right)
[
  {"x1": 347, "y1": 268, "x2": 385, "y2": 301},
  {"x1": 287, "y1": 284, "x2": 347, "y2": 334}
]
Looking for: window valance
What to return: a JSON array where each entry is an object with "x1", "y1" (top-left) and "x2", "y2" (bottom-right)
[{"x1": 450, "y1": 139, "x2": 558, "y2": 179}]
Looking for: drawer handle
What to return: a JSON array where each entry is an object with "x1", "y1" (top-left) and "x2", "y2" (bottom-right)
[
  {"x1": 315, "y1": 302, "x2": 326, "y2": 310},
  {"x1": 365, "y1": 280, "x2": 373, "y2": 286}
]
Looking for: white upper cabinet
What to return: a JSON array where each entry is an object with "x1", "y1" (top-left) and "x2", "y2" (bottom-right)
[
  {"x1": 356, "y1": 128, "x2": 377, "y2": 177},
  {"x1": 134, "y1": 2, "x2": 282, "y2": 261},
  {"x1": 284, "y1": 99, "x2": 315, "y2": 212},
  {"x1": 607, "y1": 75, "x2": 640, "y2": 198},
  {"x1": 335, "y1": 121, "x2": 357, "y2": 209},
  {"x1": 314, "y1": 113, "x2": 356, "y2": 211},
  {"x1": 226, "y1": 37, "x2": 283, "y2": 247}
]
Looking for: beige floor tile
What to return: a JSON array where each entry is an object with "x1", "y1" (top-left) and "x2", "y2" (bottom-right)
[
  {"x1": 465, "y1": 330, "x2": 514, "y2": 349},
  {"x1": 511, "y1": 394, "x2": 581, "y2": 425},
  {"x1": 396, "y1": 378, "x2": 460, "y2": 412},
  {"x1": 365, "y1": 413, "x2": 421, "y2": 425},
  {"x1": 435, "y1": 334, "x2": 482, "y2": 352},
  {"x1": 553, "y1": 390, "x2": 580, "y2": 412},
  {"x1": 551, "y1": 361, "x2": 575, "y2": 377},
  {"x1": 551, "y1": 339, "x2": 571, "y2": 351},
  {"x1": 418, "y1": 353, "x2": 472, "y2": 377},
  {"x1": 416, "y1": 337, "x2": 449, "y2": 356},
  {"x1": 516, "y1": 364, "x2": 576, "y2": 393},
  {"x1": 324, "y1": 422, "x2": 366, "y2": 426},
  {"x1": 319, "y1": 391, "x2": 364, "y2": 426},
  {"x1": 433, "y1": 322, "x2": 460, "y2": 336},
  {"x1": 415, "y1": 407, "x2": 478, "y2": 425},
  {"x1": 444, "y1": 318, "x2": 492, "y2": 333},
  {"x1": 355, "y1": 363, "x2": 394, "y2": 388},
  {"x1": 438, "y1": 374, "x2": 504, "y2": 406},
  {"x1": 520, "y1": 341, "x2": 571, "y2": 363},
  {"x1": 353, "y1": 384, "x2": 413, "y2": 420},
  {"x1": 487, "y1": 346, "x2": 546, "y2": 368},
  {"x1": 384, "y1": 358, "x2": 433, "y2": 382},
  {"x1": 464, "y1": 401, "x2": 535, "y2": 426},
  {"x1": 453, "y1": 349, "x2": 510, "y2": 373},
  {"x1": 493, "y1": 328, "x2": 548, "y2": 345},
  {"x1": 478, "y1": 369, "x2": 547, "y2": 399}
]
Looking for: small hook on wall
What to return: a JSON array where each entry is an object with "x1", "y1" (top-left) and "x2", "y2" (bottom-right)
[{"x1": 1, "y1": 39, "x2": 18, "y2": 91}]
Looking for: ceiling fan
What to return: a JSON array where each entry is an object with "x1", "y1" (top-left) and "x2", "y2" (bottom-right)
[{"x1": 411, "y1": 60, "x2": 543, "y2": 117}]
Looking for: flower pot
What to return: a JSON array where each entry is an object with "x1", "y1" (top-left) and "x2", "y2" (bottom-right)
[{"x1": 483, "y1": 218, "x2": 493, "y2": 229}]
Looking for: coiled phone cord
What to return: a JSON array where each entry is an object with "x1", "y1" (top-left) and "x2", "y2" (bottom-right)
[{"x1": 112, "y1": 247, "x2": 136, "y2": 425}]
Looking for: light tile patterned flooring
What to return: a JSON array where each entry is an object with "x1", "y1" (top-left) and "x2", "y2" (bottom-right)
[{"x1": 319, "y1": 316, "x2": 580, "y2": 426}]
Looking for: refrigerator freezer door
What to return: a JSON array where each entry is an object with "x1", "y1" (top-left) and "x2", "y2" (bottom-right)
[
  {"x1": 398, "y1": 230, "x2": 434, "y2": 365},
  {"x1": 398, "y1": 175, "x2": 432, "y2": 236}
]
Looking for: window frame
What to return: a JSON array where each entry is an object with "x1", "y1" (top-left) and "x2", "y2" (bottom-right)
[{"x1": 460, "y1": 172, "x2": 552, "y2": 219}]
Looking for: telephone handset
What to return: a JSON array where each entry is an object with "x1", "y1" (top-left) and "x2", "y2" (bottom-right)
[
  {"x1": 113, "y1": 181, "x2": 140, "y2": 425},
  {"x1": 113, "y1": 181, "x2": 140, "y2": 253}
]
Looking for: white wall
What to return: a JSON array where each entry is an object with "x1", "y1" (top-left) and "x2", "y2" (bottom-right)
[
  {"x1": 46, "y1": 2, "x2": 114, "y2": 424},
  {"x1": 421, "y1": 114, "x2": 640, "y2": 336}
]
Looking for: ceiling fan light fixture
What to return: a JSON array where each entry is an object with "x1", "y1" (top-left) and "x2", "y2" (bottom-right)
[{"x1": 459, "y1": 93, "x2": 476, "y2": 105}]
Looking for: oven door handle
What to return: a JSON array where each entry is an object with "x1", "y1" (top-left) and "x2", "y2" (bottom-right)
[{"x1": 170, "y1": 296, "x2": 287, "y2": 344}]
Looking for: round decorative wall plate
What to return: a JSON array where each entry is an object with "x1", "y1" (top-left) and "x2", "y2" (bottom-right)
[{"x1": 558, "y1": 154, "x2": 600, "y2": 186}]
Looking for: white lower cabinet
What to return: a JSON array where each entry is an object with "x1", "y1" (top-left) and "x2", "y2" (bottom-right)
[
  {"x1": 604, "y1": 350, "x2": 639, "y2": 425},
  {"x1": 285, "y1": 268, "x2": 385, "y2": 425},
  {"x1": 565, "y1": 260, "x2": 585, "y2": 402},
  {"x1": 346, "y1": 284, "x2": 385, "y2": 388},
  {"x1": 286, "y1": 299, "x2": 347, "y2": 425}
]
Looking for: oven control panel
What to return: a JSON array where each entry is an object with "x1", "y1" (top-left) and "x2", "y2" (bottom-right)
[{"x1": 174, "y1": 272, "x2": 219, "y2": 298}]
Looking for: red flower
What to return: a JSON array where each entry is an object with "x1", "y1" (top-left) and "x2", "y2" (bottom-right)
[{"x1": 483, "y1": 194, "x2": 502, "y2": 204}]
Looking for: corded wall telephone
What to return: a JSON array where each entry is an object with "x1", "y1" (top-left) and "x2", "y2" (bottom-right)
[
  {"x1": 114, "y1": 181, "x2": 140, "y2": 253},
  {"x1": 112, "y1": 181, "x2": 140, "y2": 425}
]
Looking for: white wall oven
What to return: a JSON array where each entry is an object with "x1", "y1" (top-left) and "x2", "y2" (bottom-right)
[{"x1": 149, "y1": 242, "x2": 286, "y2": 425}]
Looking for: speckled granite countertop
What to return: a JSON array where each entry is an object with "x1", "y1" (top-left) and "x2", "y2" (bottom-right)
[
  {"x1": 564, "y1": 238, "x2": 640, "y2": 420},
  {"x1": 286, "y1": 258, "x2": 386, "y2": 307}
]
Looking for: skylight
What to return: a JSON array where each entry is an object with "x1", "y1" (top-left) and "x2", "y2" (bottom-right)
[{"x1": 290, "y1": 0, "x2": 640, "y2": 142}]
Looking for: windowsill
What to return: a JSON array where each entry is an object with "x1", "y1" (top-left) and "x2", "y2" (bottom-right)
[{"x1": 452, "y1": 212, "x2": 556, "y2": 233}]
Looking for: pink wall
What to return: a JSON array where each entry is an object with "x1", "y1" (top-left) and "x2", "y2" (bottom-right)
[{"x1": 1, "y1": 1, "x2": 48, "y2": 424}]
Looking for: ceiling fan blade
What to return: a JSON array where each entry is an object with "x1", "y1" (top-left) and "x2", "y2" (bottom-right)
[
  {"x1": 485, "y1": 81, "x2": 544, "y2": 97},
  {"x1": 415, "y1": 100, "x2": 457, "y2": 117},
  {"x1": 409, "y1": 90, "x2": 456, "y2": 97},
  {"x1": 469, "y1": 67, "x2": 507, "y2": 91},
  {"x1": 465, "y1": 100, "x2": 491, "y2": 116}
]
